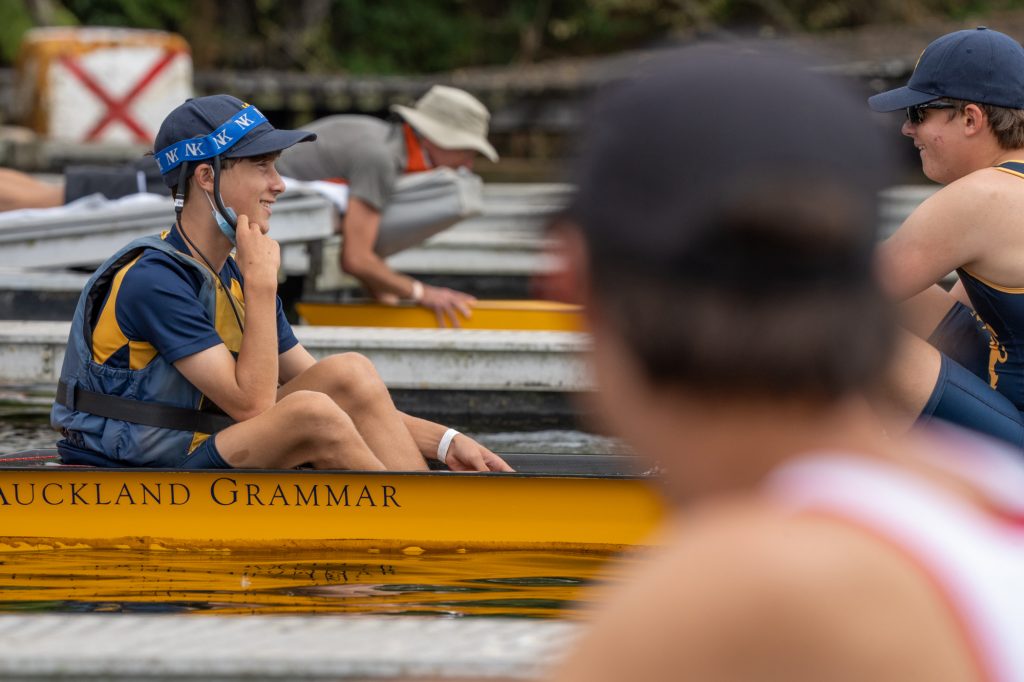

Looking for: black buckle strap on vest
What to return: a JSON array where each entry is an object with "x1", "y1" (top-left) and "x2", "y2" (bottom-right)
[{"x1": 56, "y1": 380, "x2": 235, "y2": 434}]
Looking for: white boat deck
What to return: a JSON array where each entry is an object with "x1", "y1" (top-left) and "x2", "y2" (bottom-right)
[
  {"x1": 0, "y1": 614, "x2": 580, "y2": 680},
  {"x1": 0, "y1": 321, "x2": 591, "y2": 392},
  {"x1": 0, "y1": 183, "x2": 570, "y2": 279},
  {"x1": 0, "y1": 183, "x2": 933, "y2": 296}
]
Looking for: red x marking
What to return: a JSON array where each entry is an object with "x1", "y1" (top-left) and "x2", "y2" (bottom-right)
[{"x1": 58, "y1": 48, "x2": 182, "y2": 143}]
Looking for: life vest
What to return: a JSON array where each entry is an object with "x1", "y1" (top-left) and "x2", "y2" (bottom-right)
[{"x1": 51, "y1": 234, "x2": 234, "y2": 467}]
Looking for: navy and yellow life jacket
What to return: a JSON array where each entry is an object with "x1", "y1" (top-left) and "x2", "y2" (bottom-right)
[{"x1": 51, "y1": 234, "x2": 235, "y2": 467}]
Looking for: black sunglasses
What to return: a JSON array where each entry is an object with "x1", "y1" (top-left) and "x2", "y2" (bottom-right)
[{"x1": 905, "y1": 102, "x2": 957, "y2": 124}]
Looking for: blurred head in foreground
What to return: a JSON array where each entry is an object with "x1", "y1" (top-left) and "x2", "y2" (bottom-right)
[
  {"x1": 558, "y1": 44, "x2": 896, "y2": 469},
  {"x1": 550, "y1": 45, "x2": 1024, "y2": 682}
]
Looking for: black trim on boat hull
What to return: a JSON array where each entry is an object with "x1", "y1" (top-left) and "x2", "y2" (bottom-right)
[{"x1": 0, "y1": 448, "x2": 652, "y2": 477}]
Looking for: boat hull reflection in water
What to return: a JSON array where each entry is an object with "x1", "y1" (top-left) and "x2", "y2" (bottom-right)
[{"x1": 0, "y1": 548, "x2": 646, "y2": 618}]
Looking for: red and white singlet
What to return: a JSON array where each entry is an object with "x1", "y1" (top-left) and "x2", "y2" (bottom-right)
[{"x1": 766, "y1": 432, "x2": 1024, "y2": 682}]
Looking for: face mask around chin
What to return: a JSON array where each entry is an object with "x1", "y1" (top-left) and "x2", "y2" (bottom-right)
[
  {"x1": 213, "y1": 206, "x2": 238, "y2": 245},
  {"x1": 204, "y1": 191, "x2": 238, "y2": 245}
]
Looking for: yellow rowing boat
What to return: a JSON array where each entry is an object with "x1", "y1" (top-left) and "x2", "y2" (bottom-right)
[
  {"x1": 0, "y1": 452, "x2": 664, "y2": 552},
  {"x1": 296, "y1": 300, "x2": 584, "y2": 331}
]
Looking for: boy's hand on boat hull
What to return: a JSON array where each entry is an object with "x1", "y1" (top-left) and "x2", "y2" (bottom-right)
[{"x1": 445, "y1": 435, "x2": 515, "y2": 472}]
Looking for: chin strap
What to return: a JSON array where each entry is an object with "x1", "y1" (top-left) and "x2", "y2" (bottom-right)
[
  {"x1": 212, "y1": 154, "x2": 237, "y2": 229},
  {"x1": 173, "y1": 156, "x2": 246, "y2": 334},
  {"x1": 173, "y1": 161, "x2": 189, "y2": 216}
]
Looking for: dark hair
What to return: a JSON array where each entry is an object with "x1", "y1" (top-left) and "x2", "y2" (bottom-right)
[
  {"x1": 587, "y1": 181, "x2": 895, "y2": 401},
  {"x1": 569, "y1": 44, "x2": 897, "y2": 402}
]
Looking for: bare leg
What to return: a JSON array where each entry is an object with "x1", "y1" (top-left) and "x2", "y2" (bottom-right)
[
  {"x1": 0, "y1": 169, "x2": 63, "y2": 211},
  {"x1": 873, "y1": 330, "x2": 943, "y2": 434},
  {"x1": 277, "y1": 353, "x2": 428, "y2": 470},
  {"x1": 214, "y1": 390, "x2": 386, "y2": 470}
]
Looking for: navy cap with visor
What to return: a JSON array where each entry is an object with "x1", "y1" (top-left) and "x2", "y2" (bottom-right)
[
  {"x1": 153, "y1": 94, "x2": 316, "y2": 188},
  {"x1": 868, "y1": 27, "x2": 1024, "y2": 112},
  {"x1": 568, "y1": 44, "x2": 894, "y2": 285}
]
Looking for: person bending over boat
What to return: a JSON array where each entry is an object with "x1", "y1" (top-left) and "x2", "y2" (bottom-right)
[
  {"x1": 50, "y1": 94, "x2": 512, "y2": 473},
  {"x1": 276, "y1": 85, "x2": 498, "y2": 327},
  {"x1": 544, "y1": 46, "x2": 1024, "y2": 682},
  {"x1": 870, "y1": 28, "x2": 1024, "y2": 449}
]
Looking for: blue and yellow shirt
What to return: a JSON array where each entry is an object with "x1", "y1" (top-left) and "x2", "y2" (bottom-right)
[{"x1": 52, "y1": 227, "x2": 297, "y2": 467}]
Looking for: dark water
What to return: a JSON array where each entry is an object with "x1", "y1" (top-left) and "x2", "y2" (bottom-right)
[{"x1": 0, "y1": 417, "x2": 52, "y2": 452}]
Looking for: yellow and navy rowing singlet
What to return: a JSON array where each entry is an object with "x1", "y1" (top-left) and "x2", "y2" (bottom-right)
[{"x1": 952, "y1": 160, "x2": 1024, "y2": 410}]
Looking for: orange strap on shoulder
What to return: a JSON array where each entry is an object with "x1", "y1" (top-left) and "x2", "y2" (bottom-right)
[{"x1": 402, "y1": 123, "x2": 431, "y2": 173}]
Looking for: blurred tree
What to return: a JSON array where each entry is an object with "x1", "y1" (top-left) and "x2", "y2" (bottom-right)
[
  {"x1": 5, "y1": 0, "x2": 1024, "y2": 71},
  {"x1": 62, "y1": 0, "x2": 187, "y2": 28},
  {"x1": 0, "y1": 3, "x2": 35, "y2": 64}
]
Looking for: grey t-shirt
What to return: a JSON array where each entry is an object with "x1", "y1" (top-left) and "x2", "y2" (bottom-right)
[{"x1": 276, "y1": 115, "x2": 408, "y2": 211}]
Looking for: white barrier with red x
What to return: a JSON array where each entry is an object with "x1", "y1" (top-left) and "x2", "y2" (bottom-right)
[{"x1": 45, "y1": 44, "x2": 192, "y2": 145}]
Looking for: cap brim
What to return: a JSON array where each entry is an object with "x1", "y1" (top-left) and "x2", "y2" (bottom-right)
[
  {"x1": 867, "y1": 86, "x2": 938, "y2": 112},
  {"x1": 227, "y1": 127, "x2": 317, "y2": 158},
  {"x1": 392, "y1": 104, "x2": 499, "y2": 162}
]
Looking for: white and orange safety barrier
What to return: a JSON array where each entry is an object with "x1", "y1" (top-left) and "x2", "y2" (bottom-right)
[{"x1": 16, "y1": 27, "x2": 193, "y2": 145}]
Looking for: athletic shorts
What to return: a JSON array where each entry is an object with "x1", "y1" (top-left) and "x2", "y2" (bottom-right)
[
  {"x1": 58, "y1": 432, "x2": 232, "y2": 468},
  {"x1": 179, "y1": 435, "x2": 232, "y2": 469},
  {"x1": 919, "y1": 301, "x2": 1024, "y2": 447},
  {"x1": 927, "y1": 301, "x2": 991, "y2": 381},
  {"x1": 64, "y1": 157, "x2": 166, "y2": 203}
]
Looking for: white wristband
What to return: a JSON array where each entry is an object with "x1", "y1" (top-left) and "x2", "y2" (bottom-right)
[
  {"x1": 436, "y1": 428, "x2": 460, "y2": 465},
  {"x1": 410, "y1": 280, "x2": 424, "y2": 302}
]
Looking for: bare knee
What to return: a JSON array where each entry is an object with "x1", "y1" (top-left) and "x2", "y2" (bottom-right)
[
  {"x1": 320, "y1": 352, "x2": 389, "y2": 402},
  {"x1": 276, "y1": 390, "x2": 382, "y2": 469},
  {"x1": 278, "y1": 390, "x2": 354, "y2": 444}
]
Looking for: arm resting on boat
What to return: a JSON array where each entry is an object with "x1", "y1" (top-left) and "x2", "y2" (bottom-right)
[
  {"x1": 342, "y1": 197, "x2": 475, "y2": 327},
  {"x1": 341, "y1": 197, "x2": 422, "y2": 300},
  {"x1": 400, "y1": 413, "x2": 514, "y2": 472}
]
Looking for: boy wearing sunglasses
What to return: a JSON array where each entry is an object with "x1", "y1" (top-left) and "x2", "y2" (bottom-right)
[
  {"x1": 868, "y1": 27, "x2": 1024, "y2": 448},
  {"x1": 548, "y1": 45, "x2": 1024, "y2": 682}
]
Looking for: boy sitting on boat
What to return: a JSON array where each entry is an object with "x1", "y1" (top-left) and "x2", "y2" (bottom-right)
[
  {"x1": 50, "y1": 94, "x2": 512, "y2": 472},
  {"x1": 547, "y1": 44, "x2": 1024, "y2": 681},
  {"x1": 870, "y1": 27, "x2": 1024, "y2": 448}
]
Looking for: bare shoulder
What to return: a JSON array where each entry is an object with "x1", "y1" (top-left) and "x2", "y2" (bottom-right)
[
  {"x1": 550, "y1": 501, "x2": 977, "y2": 682},
  {"x1": 926, "y1": 165, "x2": 1024, "y2": 229},
  {"x1": 886, "y1": 168, "x2": 1018, "y2": 260},
  {"x1": 908, "y1": 169, "x2": 1009, "y2": 222}
]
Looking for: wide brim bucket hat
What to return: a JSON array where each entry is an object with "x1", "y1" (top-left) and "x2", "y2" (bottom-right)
[{"x1": 392, "y1": 85, "x2": 499, "y2": 162}]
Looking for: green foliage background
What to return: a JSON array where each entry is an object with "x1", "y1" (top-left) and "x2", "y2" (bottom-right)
[{"x1": 3, "y1": 0, "x2": 1024, "y2": 71}]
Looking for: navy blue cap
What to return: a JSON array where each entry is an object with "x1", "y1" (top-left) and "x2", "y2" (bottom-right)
[
  {"x1": 153, "y1": 94, "x2": 316, "y2": 188},
  {"x1": 568, "y1": 44, "x2": 893, "y2": 279},
  {"x1": 869, "y1": 27, "x2": 1024, "y2": 111}
]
